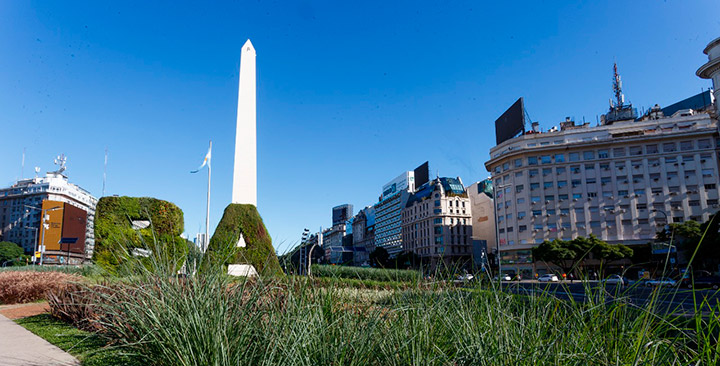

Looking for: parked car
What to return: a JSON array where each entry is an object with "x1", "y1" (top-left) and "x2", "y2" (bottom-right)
[
  {"x1": 682, "y1": 275, "x2": 720, "y2": 290},
  {"x1": 494, "y1": 274, "x2": 512, "y2": 281},
  {"x1": 456, "y1": 273, "x2": 474, "y2": 282},
  {"x1": 645, "y1": 277, "x2": 676, "y2": 287},
  {"x1": 538, "y1": 274, "x2": 559, "y2": 282},
  {"x1": 602, "y1": 274, "x2": 629, "y2": 286}
]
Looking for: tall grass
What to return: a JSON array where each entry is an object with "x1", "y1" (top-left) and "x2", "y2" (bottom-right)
[{"x1": 47, "y1": 261, "x2": 718, "y2": 365}]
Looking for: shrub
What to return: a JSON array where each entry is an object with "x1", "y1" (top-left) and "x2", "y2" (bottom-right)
[
  {"x1": 310, "y1": 264, "x2": 421, "y2": 283},
  {"x1": 206, "y1": 204, "x2": 282, "y2": 277},
  {"x1": 0, "y1": 271, "x2": 82, "y2": 304},
  {"x1": 0, "y1": 241, "x2": 24, "y2": 265},
  {"x1": 93, "y1": 196, "x2": 187, "y2": 273}
]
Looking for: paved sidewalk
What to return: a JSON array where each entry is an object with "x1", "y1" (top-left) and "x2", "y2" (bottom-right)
[{"x1": 0, "y1": 313, "x2": 79, "y2": 366}]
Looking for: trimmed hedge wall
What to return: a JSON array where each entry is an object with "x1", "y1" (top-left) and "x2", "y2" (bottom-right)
[
  {"x1": 93, "y1": 196, "x2": 187, "y2": 273},
  {"x1": 207, "y1": 204, "x2": 281, "y2": 277}
]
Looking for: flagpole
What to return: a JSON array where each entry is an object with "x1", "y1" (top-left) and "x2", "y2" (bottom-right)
[{"x1": 205, "y1": 140, "x2": 212, "y2": 252}]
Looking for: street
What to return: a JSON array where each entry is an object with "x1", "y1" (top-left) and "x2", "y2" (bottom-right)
[{"x1": 494, "y1": 281, "x2": 720, "y2": 316}]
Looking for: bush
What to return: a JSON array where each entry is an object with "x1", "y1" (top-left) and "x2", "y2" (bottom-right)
[
  {"x1": 0, "y1": 241, "x2": 24, "y2": 265},
  {"x1": 310, "y1": 264, "x2": 421, "y2": 283},
  {"x1": 206, "y1": 204, "x2": 282, "y2": 277},
  {"x1": 0, "y1": 271, "x2": 82, "y2": 304},
  {"x1": 93, "y1": 196, "x2": 187, "y2": 273}
]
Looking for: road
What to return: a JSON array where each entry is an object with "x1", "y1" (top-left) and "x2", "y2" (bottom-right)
[{"x1": 494, "y1": 281, "x2": 720, "y2": 315}]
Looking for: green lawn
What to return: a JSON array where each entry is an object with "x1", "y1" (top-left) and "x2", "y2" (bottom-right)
[{"x1": 15, "y1": 314, "x2": 142, "y2": 366}]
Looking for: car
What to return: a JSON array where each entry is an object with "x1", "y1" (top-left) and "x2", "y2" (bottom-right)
[
  {"x1": 456, "y1": 273, "x2": 474, "y2": 282},
  {"x1": 602, "y1": 275, "x2": 629, "y2": 286},
  {"x1": 538, "y1": 274, "x2": 559, "y2": 282},
  {"x1": 494, "y1": 274, "x2": 512, "y2": 281},
  {"x1": 645, "y1": 277, "x2": 676, "y2": 287},
  {"x1": 682, "y1": 275, "x2": 720, "y2": 290}
]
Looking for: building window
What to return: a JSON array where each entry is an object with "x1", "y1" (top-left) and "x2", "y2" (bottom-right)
[
  {"x1": 569, "y1": 152, "x2": 580, "y2": 161},
  {"x1": 556, "y1": 167, "x2": 566, "y2": 175},
  {"x1": 529, "y1": 169, "x2": 538, "y2": 178},
  {"x1": 519, "y1": 225, "x2": 527, "y2": 232},
  {"x1": 558, "y1": 181, "x2": 567, "y2": 188},
  {"x1": 629, "y1": 146, "x2": 643, "y2": 156},
  {"x1": 515, "y1": 171, "x2": 523, "y2": 178},
  {"x1": 646, "y1": 144, "x2": 658, "y2": 154},
  {"x1": 704, "y1": 184, "x2": 716, "y2": 190},
  {"x1": 703, "y1": 169, "x2": 714, "y2": 178},
  {"x1": 547, "y1": 209, "x2": 556, "y2": 215},
  {"x1": 585, "y1": 163, "x2": 595, "y2": 171},
  {"x1": 689, "y1": 200, "x2": 700, "y2": 207},
  {"x1": 541, "y1": 155, "x2": 552, "y2": 164},
  {"x1": 598, "y1": 149, "x2": 609, "y2": 159},
  {"x1": 680, "y1": 140, "x2": 694, "y2": 151},
  {"x1": 503, "y1": 162, "x2": 510, "y2": 171},
  {"x1": 516, "y1": 185, "x2": 524, "y2": 193},
  {"x1": 698, "y1": 139, "x2": 712, "y2": 149},
  {"x1": 558, "y1": 194, "x2": 568, "y2": 200},
  {"x1": 683, "y1": 155, "x2": 694, "y2": 162},
  {"x1": 573, "y1": 193, "x2": 582, "y2": 199},
  {"x1": 663, "y1": 142, "x2": 677, "y2": 152},
  {"x1": 517, "y1": 198, "x2": 525, "y2": 204},
  {"x1": 532, "y1": 210, "x2": 542, "y2": 216},
  {"x1": 530, "y1": 183, "x2": 540, "y2": 190},
  {"x1": 665, "y1": 156, "x2": 677, "y2": 164},
  {"x1": 543, "y1": 182, "x2": 553, "y2": 189},
  {"x1": 531, "y1": 196, "x2": 541, "y2": 203},
  {"x1": 543, "y1": 168, "x2": 552, "y2": 176},
  {"x1": 613, "y1": 147, "x2": 626, "y2": 157},
  {"x1": 434, "y1": 218, "x2": 442, "y2": 224},
  {"x1": 514, "y1": 159, "x2": 523, "y2": 168},
  {"x1": 528, "y1": 157, "x2": 538, "y2": 165},
  {"x1": 518, "y1": 211, "x2": 526, "y2": 219},
  {"x1": 588, "y1": 192, "x2": 597, "y2": 198},
  {"x1": 571, "y1": 166, "x2": 581, "y2": 174},
  {"x1": 583, "y1": 151, "x2": 595, "y2": 160},
  {"x1": 555, "y1": 154, "x2": 565, "y2": 162},
  {"x1": 707, "y1": 199, "x2": 719, "y2": 206}
]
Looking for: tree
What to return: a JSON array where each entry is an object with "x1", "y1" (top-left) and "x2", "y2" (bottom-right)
[
  {"x1": 532, "y1": 235, "x2": 632, "y2": 274},
  {"x1": 369, "y1": 247, "x2": 390, "y2": 268},
  {"x1": 0, "y1": 241, "x2": 24, "y2": 266}
]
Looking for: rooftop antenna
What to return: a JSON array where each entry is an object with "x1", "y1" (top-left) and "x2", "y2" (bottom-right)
[
  {"x1": 34, "y1": 167, "x2": 40, "y2": 178},
  {"x1": 53, "y1": 154, "x2": 67, "y2": 175},
  {"x1": 102, "y1": 148, "x2": 108, "y2": 197},
  {"x1": 612, "y1": 62, "x2": 624, "y2": 109}
]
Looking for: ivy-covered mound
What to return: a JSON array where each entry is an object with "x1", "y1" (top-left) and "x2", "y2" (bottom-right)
[
  {"x1": 207, "y1": 204, "x2": 282, "y2": 277},
  {"x1": 93, "y1": 196, "x2": 188, "y2": 273}
]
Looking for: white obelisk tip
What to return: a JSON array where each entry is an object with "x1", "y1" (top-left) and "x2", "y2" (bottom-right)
[{"x1": 232, "y1": 39, "x2": 258, "y2": 206}]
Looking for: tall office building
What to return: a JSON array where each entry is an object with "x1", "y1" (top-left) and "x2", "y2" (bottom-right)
[
  {"x1": 401, "y1": 177, "x2": 472, "y2": 270},
  {"x1": 332, "y1": 204, "x2": 353, "y2": 226},
  {"x1": 486, "y1": 76, "x2": 718, "y2": 276},
  {"x1": 374, "y1": 171, "x2": 415, "y2": 257},
  {"x1": 467, "y1": 180, "x2": 496, "y2": 268},
  {"x1": 351, "y1": 206, "x2": 375, "y2": 265},
  {"x1": 0, "y1": 159, "x2": 97, "y2": 263}
]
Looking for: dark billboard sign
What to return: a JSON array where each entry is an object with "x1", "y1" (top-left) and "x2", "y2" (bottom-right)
[
  {"x1": 495, "y1": 97, "x2": 525, "y2": 145},
  {"x1": 413, "y1": 161, "x2": 429, "y2": 189},
  {"x1": 61, "y1": 203, "x2": 87, "y2": 254}
]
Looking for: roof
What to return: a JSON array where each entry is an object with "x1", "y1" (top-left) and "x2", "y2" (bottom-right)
[{"x1": 405, "y1": 177, "x2": 466, "y2": 208}]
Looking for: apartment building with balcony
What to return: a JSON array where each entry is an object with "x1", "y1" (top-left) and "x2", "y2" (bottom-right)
[{"x1": 485, "y1": 106, "x2": 719, "y2": 276}]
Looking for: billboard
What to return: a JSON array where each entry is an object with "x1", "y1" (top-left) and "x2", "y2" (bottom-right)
[
  {"x1": 413, "y1": 161, "x2": 429, "y2": 189},
  {"x1": 495, "y1": 97, "x2": 525, "y2": 145},
  {"x1": 40, "y1": 200, "x2": 64, "y2": 251},
  {"x1": 382, "y1": 171, "x2": 414, "y2": 200},
  {"x1": 61, "y1": 203, "x2": 87, "y2": 254}
]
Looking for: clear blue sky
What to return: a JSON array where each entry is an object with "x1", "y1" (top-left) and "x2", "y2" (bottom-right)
[{"x1": 1, "y1": 1, "x2": 718, "y2": 254}]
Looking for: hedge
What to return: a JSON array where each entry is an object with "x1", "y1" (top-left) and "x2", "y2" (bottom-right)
[
  {"x1": 310, "y1": 264, "x2": 421, "y2": 283},
  {"x1": 92, "y1": 196, "x2": 187, "y2": 273},
  {"x1": 206, "y1": 204, "x2": 282, "y2": 277}
]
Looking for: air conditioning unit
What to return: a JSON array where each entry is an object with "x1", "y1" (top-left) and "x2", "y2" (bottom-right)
[
  {"x1": 573, "y1": 198, "x2": 578, "y2": 202},
  {"x1": 545, "y1": 200, "x2": 550, "y2": 204},
  {"x1": 701, "y1": 159, "x2": 706, "y2": 163},
  {"x1": 559, "y1": 199, "x2": 564, "y2": 202}
]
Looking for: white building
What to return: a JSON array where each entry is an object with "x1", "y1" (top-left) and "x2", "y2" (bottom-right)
[
  {"x1": 485, "y1": 102, "x2": 718, "y2": 276},
  {"x1": 0, "y1": 166, "x2": 97, "y2": 260}
]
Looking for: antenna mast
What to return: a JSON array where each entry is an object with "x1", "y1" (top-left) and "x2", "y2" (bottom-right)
[
  {"x1": 21, "y1": 148, "x2": 26, "y2": 179},
  {"x1": 612, "y1": 62, "x2": 624, "y2": 109}
]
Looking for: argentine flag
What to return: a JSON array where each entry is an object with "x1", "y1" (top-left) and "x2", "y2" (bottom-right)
[{"x1": 191, "y1": 145, "x2": 212, "y2": 173}]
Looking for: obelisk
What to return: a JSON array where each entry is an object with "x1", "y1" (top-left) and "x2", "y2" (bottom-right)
[{"x1": 232, "y1": 39, "x2": 257, "y2": 206}]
